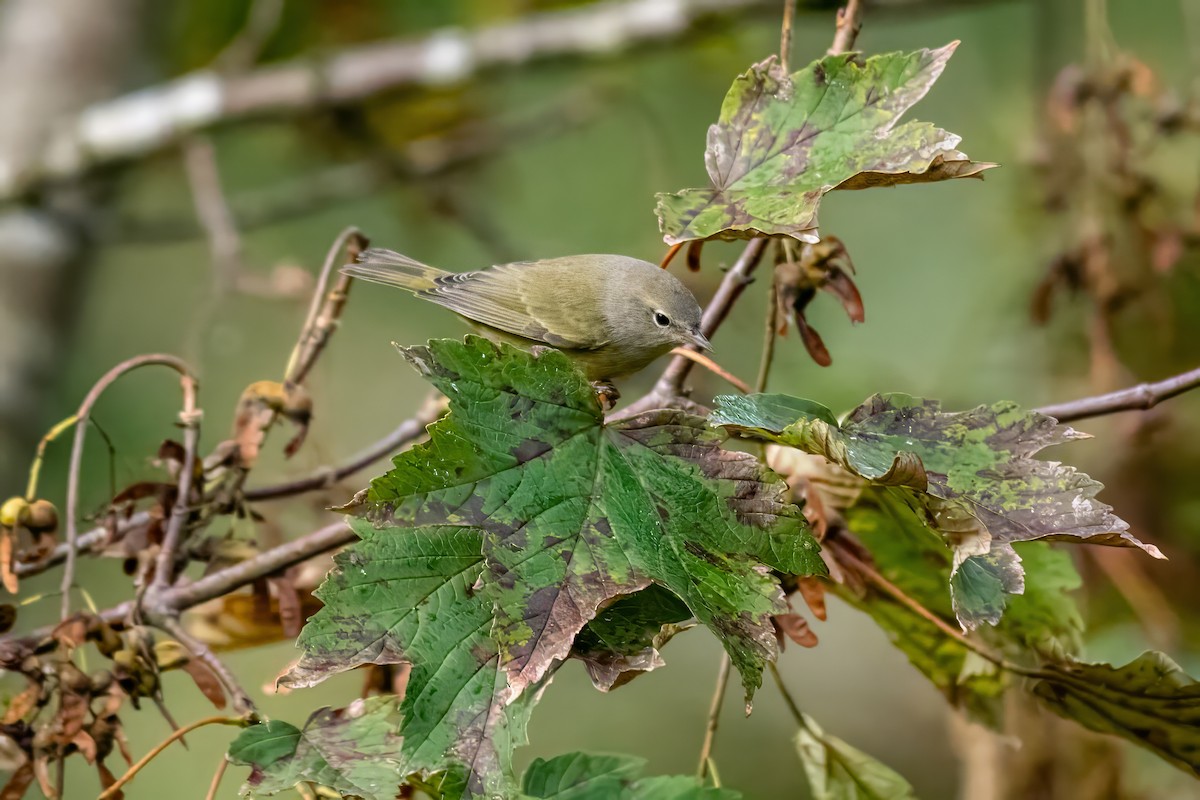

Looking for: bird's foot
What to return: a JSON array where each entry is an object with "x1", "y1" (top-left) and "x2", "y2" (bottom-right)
[{"x1": 592, "y1": 381, "x2": 620, "y2": 412}]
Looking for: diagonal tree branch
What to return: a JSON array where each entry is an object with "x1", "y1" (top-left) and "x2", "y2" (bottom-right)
[
  {"x1": 0, "y1": 0, "x2": 781, "y2": 201},
  {"x1": 1035, "y1": 366, "x2": 1200, "y2": 423}
]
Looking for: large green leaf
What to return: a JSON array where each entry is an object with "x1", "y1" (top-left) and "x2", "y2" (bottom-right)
[
  {"x1": 1032, "y1": 651, "x2": 1200, "y2": 777},
  {"x1": 656, "y1": 44, "x2": 993, "y2": 245},
  {"x1": 345, "y1": 337, "x2": 822, "y2": 704},
  {"x1": 522, "y1": 752, "x2": 740, "y2": 799},
  {"x1": 228, "y1": 698, "x2": 405, "y2": 798},
  {"x1": 794, "y1": 714, "x2": 918, "y2": 800},
  {"x1": 281, "y1": 525, "x2": 536, "y2": 796},
  {"x1": 282, "y1": 338, "x2": 821, "y2": 793},
  {"x1": 711, "y1": 393, "x2": 1160, "y2": 629}
]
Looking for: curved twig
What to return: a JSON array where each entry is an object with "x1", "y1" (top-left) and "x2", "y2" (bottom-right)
[
  {"x1": 285, "y1": 226, "x2": 368, "y2": 385},
  {"x1": 61, "y1": 354, "x2": 196, "y2": 620},
  {"x1": 98, "y1": 715, "x2": 246, "y2": 800},
  {"x1": 697, "y1": 654, "x2": 731, "y2": 778}
]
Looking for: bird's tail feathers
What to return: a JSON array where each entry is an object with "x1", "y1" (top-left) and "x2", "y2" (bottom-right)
[{"x1": 341, "y1": 248, "x2": 448, "y2": 292}]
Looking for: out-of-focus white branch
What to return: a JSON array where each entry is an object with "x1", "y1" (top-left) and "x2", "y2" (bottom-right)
[{"x1": 1, "y1": 0, "x2": 773, "y2": 201}]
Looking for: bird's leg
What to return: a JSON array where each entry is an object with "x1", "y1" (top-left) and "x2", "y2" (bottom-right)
[{"x1": 591, "y1": 380, "x2": 620, "y2": 412}]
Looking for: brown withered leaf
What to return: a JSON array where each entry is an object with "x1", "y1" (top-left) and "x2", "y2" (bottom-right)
[
  {"x1": 57, "y1": 691, "x2": 90, "y2": 745},
  {"x1": 51, "y1": 616, "x2": 88, "y2": 650},
  {"x1": 2, "y1": 684, "x2": 40, "y2": 725},
  {"x1": 775, "y1": 613, "x2": 819, "y2": 648},
  {"x1": 269, "y1": 573, "x2": 303, "y2": 639},
  {"x1": 182, "y1": 660, "x2": 228, "y2": 710},
  {"x1": 232, "y1": 380, "x2": 313, "y2": 467},
  {"x1": 797, "y1": 577, "x2": 827, "y2": 622},
  {"x1": 96, "y1": 762, "x2": 121, "y2": 798},
  {"x1": 31, "y1": 757, "x2": 53, "y2": 800},
  {"x1": 69, "y1": 730, "x2": 97, "y2": 763},
  {"x1": 0, "y1": 530, "x2": 16, "y2": 594}
]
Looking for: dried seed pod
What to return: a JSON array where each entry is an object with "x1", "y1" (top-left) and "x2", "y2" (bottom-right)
[
  {"x1": 89, "y1": 670, "x2": 114, "y2": 694},
  {"x1": 23, "y1": 501, "x2": 58, "y2": 536}
]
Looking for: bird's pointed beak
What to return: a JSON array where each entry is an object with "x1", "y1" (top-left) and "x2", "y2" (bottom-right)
[{"x1": 687, "y1": 329, "x2": 713, "y2": 352}]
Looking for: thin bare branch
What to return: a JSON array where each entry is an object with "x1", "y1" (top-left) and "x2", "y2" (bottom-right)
[
  {"x1": 245, "y1": 393, "x2": 444, "y2": 501},
  {"x1": 767, "y1": 662, "x2": 808, "y2": 727},
  {"x1": 629, "y1": 238, "x2": 768, "y2": 413},
  {"x1": 205, "y1": 754, "x2": 230, "y2": 800},
  {"x1": 780, "y1": 0, "x2": 797, "y2": 72},
  {"x1": 3, "y1": 520, "x2": 353, "y2": 662},
  {"x1": 16, "y1": 396, "x2": 439, "y2": 580},
  {"x1": 163, "y1": 521, "x2": 353, "y2": 613},
  {"x1": 114, "y1": 87, "x2": 609, "y2": 245},
  {"x1": 756, "y1": 248, "x2": 783, "y2": 393},
  {"x1": 827, "y1": 0, "x2": 864, "y2": 56},
  {"x1": 285, "y1": 227, "x2": 368, "y2": 385},
  {"x1": 213, "y1": 0, "x2": 284, "y2": 71},
  {"x1": 152, "y1": 375, "x2": 201, "y2": 591},
  {"x1": 1035, "y1": 365, "x2": 1200, "y2": 422},
  {"x1": 184, "y1": 137, "x2": 243, "y2": 293},
  {"x1": 1, "y1": 0, "x2": 780, "y2": 201},
  {"x1": 154, "y1": 616, "x2": 255, "y2": 713},
  {"x1": 62, "y1": 355, "x2": 196, "y2": 620},
  {"x1": 697, "y1": 654, "x2": 732, "y2": 778}
]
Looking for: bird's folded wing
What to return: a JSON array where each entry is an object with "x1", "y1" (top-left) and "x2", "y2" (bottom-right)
[{"x1": 421, "y1": 261, "x2": 608, "y2": 350}]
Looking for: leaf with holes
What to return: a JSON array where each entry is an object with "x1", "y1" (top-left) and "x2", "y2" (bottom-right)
[
  {"x1": 656, "y1": 44, "x2": 994, "y2": 245},
  {"x1": 228, "y1": 698, "x2": 406, "y2": 798},
  {"x1": 711, "y1": 392, "x2": 1160, "y2": 630}
]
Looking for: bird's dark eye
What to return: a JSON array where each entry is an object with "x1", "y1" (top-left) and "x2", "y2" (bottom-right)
[{"x1": 653, "y1": 311, "x2": 671, "y2": 328}]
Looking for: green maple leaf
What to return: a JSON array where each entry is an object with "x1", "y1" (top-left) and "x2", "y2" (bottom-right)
[
  {"x1": 283, "y1": 338, "x2": 822, "y2": 793},
  {"x1": 356, "y1": 337, "x2": 821, "y2": 703},
  {"x1": 656, "y1": 44, "x2": 994, "y2": 245},
  {"x1": 710, "y1": 392, "x2": 1161, "y2": 630},
  {"x1": 228, "y1": 698, "x2": 406, "y2": 798}
]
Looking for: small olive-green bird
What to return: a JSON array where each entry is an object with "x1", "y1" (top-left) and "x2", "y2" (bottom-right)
[{"x1": 343, "y1": 249, "x2": 711, "y2": 381}]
